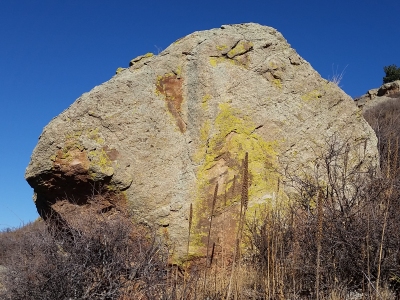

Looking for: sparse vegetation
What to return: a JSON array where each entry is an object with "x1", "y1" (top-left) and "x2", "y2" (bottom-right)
[
  {"x1": 329, "y1": 63, "x2": 348, "y2": 86},
  {"x1": 2, "y1": 100, "x2": 400, "y2": 299},
  {"x1": 0, "y1": 208, "x2": 169, "y2": 300}
]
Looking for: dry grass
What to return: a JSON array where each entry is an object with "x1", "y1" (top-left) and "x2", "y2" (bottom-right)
[
  {"x1": 2, "y1": 141, "x2": 400, "y2": 300},
  {"x1": 3, "y1": 100, "x2": 400, "y2": 299},
  {"x1": 329, "y1": 63, "x2": 348, "y2": 86}
]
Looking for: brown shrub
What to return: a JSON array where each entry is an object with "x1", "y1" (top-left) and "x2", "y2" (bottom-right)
[
  {"x1": 0, "y1": 201, "x2": 168, "y2": 300},
  {"x1": 245, "y1": 136, "x2": 400, "y2": 299},
  {"x1": 4, "y1": 98, "x2": 400, "y2": 299},
  {"x1": 364, "y1": 96, "x2": 400, "y2": 175}
]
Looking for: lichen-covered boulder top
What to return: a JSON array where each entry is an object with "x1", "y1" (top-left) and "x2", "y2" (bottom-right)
[{"x1": 25, "y1": 23, "x2": 378, "y2": 258}]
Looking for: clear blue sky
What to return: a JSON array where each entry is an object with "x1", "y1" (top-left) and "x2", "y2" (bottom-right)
[{"x1": 1, "y1": 0, "x2": 399, "y2": 230}]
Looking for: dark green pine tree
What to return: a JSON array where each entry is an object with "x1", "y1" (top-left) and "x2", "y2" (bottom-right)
[{"x1": 383, "y1": 64, "x2": 400, "y2": 83}]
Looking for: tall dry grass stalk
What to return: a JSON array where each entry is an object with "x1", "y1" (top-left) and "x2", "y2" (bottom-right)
[
  {"x1": 241, "y1": 152, "x2": 249, "y2": 213},
  {"x1": 315, "y1": 189, "x2": 324, "y2": 300},
  {"x1": 376, "y1": 143, "x2": 394, "y2": 298},
  {"x1": 227, "y1": 152, "x2": 249, "y2": 299},
  {"x1": 206, "y1": 182, "x2": 218, "y2": 267},
  {"x1": 329, "y1": 63, "x2": 348, "y2": 86},
  {"x1": 183, "y1": 203, "x2": 193, "y2": 296},
  {"x1": 232, "y1": 175, "x2": 237, "y2": 198},
  {"x1": 203, "y1": 182, "x2": 218, "y2": 293},
  {"x1": 238, "y1": 152, "x2": 249, "y2": 262},
  {"x1": 188, "y1": 203, "x2": 193, "y2": 253}
]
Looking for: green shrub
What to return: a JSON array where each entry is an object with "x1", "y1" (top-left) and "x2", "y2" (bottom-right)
[{"x1": 383, "y1": 64, "x2": 400, "y2": 83}]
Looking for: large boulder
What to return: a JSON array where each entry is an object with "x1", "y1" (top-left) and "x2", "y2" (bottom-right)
[{"x1": 26, "y1": 23, "x2": 378, "y2": 259}]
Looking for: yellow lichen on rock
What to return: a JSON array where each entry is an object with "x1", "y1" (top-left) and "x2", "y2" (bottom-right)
[
  {"x1": 129, "y1": 53, "x2": 154, "y2": 67},
  {"x1": 227, "y1": 41, "x2": 253, "y2": 58},
  {"x1": 301, "y1": 89, "x2": 322, "y2": 102},
  {"x1": 192, "y1": 102, "x2": 279, "y2": 252},
  {"x1": 193, "y1": 120, "x2": 211, "y2": 164},
  {"x1": 209, "y1": 57, "x2": 221, "y2": 67},
  {"x1": 216, "y1": 45, "x2": 228, "y2": 51},
  {"x1": 273, "y1": 79, "x2": 282, "y2": 89},
  {"x1": 175, "y1": 65, "x2": 182, "y2": 77},
  {"x1": 87, "y1": 128, "x2": 105, "y2": 145},
  {"x1": 51, "y1": 128, "x2": 116, "y2": 181},
  {"x1": 209, "y1": 56, "x2": 242, "y2": 68},
  {"x1": 211, "y1": 103, "x2": 279, "y2": 199},
  {"x1": 88, "y1": 148, "x2": 114, "y2": 178},
  {"x1": 115, "y1": 67, "x2": 125, "y2": 74},
  {"x1": 269, "y1": 61, "x2": 279, "y2": 70},
  {"x1": 201, "y1": 94, "x2": 212, "y2": 110},
  {"x1": 209, "y1": 41, "x2": 253, "y2": 68}
]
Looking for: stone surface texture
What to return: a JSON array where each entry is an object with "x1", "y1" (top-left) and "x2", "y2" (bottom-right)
[{"x1": 26, "y1": 23, "x2": 379, "y2": 259}]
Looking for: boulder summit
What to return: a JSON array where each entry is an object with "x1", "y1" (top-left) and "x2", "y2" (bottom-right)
[{"x1": 25, "y1": 23, "x2": 378, "y2": 258}]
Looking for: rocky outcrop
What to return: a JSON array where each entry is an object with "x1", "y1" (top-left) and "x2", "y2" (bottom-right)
[
  {"x1": 354, "y1": 80, "x2": 400, "y2": 110},
  {"x1": 25, "y1": 23, "x2": 379, "y2": 259}
]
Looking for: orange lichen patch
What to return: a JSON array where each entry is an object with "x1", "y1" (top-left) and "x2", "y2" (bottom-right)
[{"x1": 156, "y1": 73, "x2": 186, "y2": 133}]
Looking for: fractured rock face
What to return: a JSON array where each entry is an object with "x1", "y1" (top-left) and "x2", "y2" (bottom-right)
[
  {"x1": 25, "y1": 23, "x2": 379, "y2": 259},
  {"x1": 354, "y1": 80, "x2": 400, "y2": 111}
]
